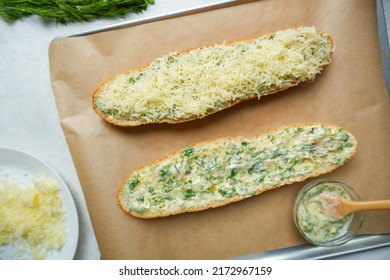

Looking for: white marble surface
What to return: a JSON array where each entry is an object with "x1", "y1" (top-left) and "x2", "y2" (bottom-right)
[{"x1": 0, "y1": 0, "x2": 389, "y2": 260}]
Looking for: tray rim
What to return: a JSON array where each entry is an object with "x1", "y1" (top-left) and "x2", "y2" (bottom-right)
[{"x1": 54, "y1": 0, "x2": 241, "y2": 40}]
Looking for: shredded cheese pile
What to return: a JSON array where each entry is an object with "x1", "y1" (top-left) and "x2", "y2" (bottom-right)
[
  {"x1": 95, "y1": 26, "x2": 333, "y2": 124},
  {"x1": 0, "y1": 176, "x2": 67, "y2": 259}
]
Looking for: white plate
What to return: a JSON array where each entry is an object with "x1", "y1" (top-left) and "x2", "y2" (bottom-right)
[{"x1": 0, "y1": 147, "x2": 79, "y2": 260}]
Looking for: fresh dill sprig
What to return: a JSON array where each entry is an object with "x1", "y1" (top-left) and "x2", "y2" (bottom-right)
[{"x1": 0, "y1": 0, "x2": 155, "y2": 24}]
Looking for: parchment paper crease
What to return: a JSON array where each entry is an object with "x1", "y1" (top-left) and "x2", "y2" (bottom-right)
[{"x1": 49, "y1": 0, "x2": 390, "y2": 259}]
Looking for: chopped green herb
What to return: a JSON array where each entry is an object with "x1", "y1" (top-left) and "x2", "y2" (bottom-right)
[
  {"x1": 257, "y1": 89, "x2": 268, "y2": 96},
  {"x1": 183, "y1": 180, "x2": 193, "y2": 187},
  {"x1": 183, "y1": 146, "x2": 194, "y2": 157},
  {"x1": 248, "y1": 162, "x2": 266, "y2": 174},
  {"x1": 257, "y1": 173, "x2": 266, "y2": 182},
  {"x1": 271, "y1": 147, "x2": 287, "y2": 158},
  {"x1": 130, "y1": 206, "x2": 149, "y2": 214},
  {"x1": 340, "y1": 133, "x2": 349, "y2": 141},
  {"x1": 344, "y1": 142, "x2": 353, "y2": 148},
  {"x1": 229, "y1": 168, "x2": 238, "y2": 178},
  {"x1": 148, "y1": 187, "x2": 156, "y2": 196},
  {"x1": 183, "y1": 189, "x2": 196, "y2": 200},
  {"x1": 159, "y1": 167, "x2": 171, "y2": 181},
  {"x1": 101, "y1": 108, "x2": 110, "y2": 115},
  {"x1": 218, "y1": 189, "x2": 228, "y2": 197},
  {"x1": 0, "y1": 0, "x2": 155, "y2": 24},
  {"x1": 127, "y1": 176, "x2": 139, "y2": 190},
  {"x1": 218, "y1": 188, "x2": 236, "y2": 197},
  {"x1": 150, "y1": 196, "x2": 166, "y2": 206}
]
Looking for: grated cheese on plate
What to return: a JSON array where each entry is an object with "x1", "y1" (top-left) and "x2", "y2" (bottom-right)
[{"x1": 0, "y1": 176, "x2": 67, "y2": 259}]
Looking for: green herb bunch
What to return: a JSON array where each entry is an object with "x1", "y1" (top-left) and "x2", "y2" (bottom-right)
[{"x1": 0, "y1": 0, "x2": 155, "y2": 24}]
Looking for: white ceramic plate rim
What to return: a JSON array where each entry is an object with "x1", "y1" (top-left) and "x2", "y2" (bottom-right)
[{"x1": 0, "y1": 146, "x2": 79, "y2": 260}]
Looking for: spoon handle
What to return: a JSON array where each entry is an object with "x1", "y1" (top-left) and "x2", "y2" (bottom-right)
[{"x1": 343, "y1": 199, "x2": 390, "y2": 216}]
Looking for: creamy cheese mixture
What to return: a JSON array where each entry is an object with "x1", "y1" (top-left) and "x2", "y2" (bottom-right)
[
  {"x1": 96, "y1": 27, "x2": 333, "y2": 123},
  {"x1": 119, "y1": 124, "x2": 356, "y2": 217},
  {"x1": 296, "y1": 182, "x2": 354, "y2": 243},
  {"x1": 0, "y1": 176, "x2": 67, "y2": 259}
]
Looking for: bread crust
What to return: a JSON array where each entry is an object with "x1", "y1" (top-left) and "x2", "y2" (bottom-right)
[
  {"x1": 117, "y1": 122, "x2": 357, "y2": 218},
  {"x1": 93, "y1": 28, "x2": 334, "y2": 127}
]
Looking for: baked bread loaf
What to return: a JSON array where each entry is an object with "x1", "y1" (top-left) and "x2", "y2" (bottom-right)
[
  {"x1": 117, "y1": 123, "x2": 357, "y2": 218},
  {"x1": 93, "y1": 27, "x2": 334, "y2": 126}
]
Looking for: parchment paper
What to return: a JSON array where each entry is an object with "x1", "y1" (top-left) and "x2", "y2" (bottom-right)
[{"x1": 49, "y1": 0, "x2": 390, "y2": 259}]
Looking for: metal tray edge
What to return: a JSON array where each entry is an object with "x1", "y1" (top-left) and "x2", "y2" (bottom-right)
[
  {"x1": 54, "y1": 0, "x2": 241, "y2": 40},
  {"x1": 230, "y1": 234, "x2": 390, "y2": 260}
]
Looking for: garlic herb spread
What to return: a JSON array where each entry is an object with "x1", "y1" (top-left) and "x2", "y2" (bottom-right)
[
  {"x1": 119, "y1": 124, "x2": 357, "y2": 217},
  {"x1": 296, "y1": 182, "x2": 354, "y2": 243}
]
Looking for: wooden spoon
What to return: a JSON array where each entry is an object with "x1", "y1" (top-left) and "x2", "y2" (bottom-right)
[{"x1": 318, "y1": 194, "x2": 390, "y2": 221}]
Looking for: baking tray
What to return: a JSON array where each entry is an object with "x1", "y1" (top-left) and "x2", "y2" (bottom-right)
[{"x1": 55, "y1": 0, "x2": 390, "y2": 260}]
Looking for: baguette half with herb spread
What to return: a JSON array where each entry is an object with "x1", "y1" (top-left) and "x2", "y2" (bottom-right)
[
  {"x1": 117, "y1": 123, "x2": 357, "y2": 218},
  {"x1": 93, "y1": 27, "x2": 334, "y2": 126}
]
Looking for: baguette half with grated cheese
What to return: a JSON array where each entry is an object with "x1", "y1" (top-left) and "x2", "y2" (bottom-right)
[
  {"x1": 117, "y1": 123, "x2": 357, "y2": 218},
  {"x1": 93, "y1": 27, "x2": 334, "y2": 126}
]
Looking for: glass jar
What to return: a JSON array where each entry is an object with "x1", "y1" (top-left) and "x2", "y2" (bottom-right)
[{"x1": 293, "y1": 179, "x2": 364, "y2": 246}]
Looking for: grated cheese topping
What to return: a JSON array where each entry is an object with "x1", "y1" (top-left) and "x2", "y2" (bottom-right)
[
  {"x1": 0, "y1": 176, "x2": 67, "y2": 259},
  {"x1": 95, "y1": 26, "x2": 333, "y2": 124}
]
